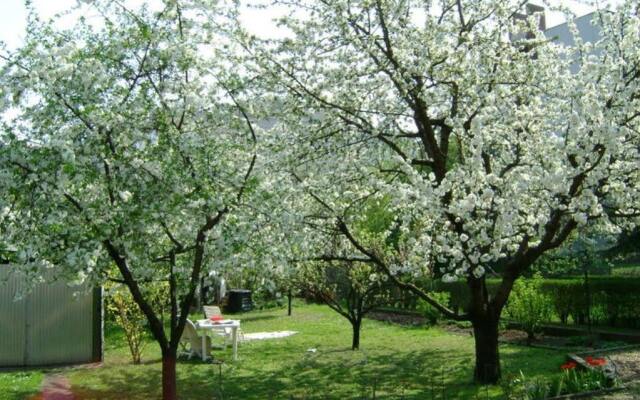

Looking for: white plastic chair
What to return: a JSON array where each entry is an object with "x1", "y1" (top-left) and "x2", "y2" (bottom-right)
[
  {"x1": 203, "y1": 305, "x2": 223, "y2": 319},
  {"x1": 179, "y1": 319, "x2": 211, "y2": 359},
  {"x1": 203, "y1": 305, "x2": 233, "y2": 347}
]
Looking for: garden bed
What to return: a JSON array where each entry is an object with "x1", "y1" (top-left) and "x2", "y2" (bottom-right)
[
  {"x1": 368, "y1": 310, "x2": 428, "y2": 326},
  {"x1": 543, "y1": 325, "x2": 640, "y2": 344},
  {"x1": 442, "y1": 323, "x2": 629, "y2": 353},
  {"x1": 542, "y1": 349, "x2": 640, "y2": 399},
  {"x1": 499, "y1": 330, "x2": 633, "y2": 352}
]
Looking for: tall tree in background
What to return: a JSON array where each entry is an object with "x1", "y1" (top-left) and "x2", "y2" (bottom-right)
[
  {"x1": 0, "y1": 1, "x2": 274, "y2": 398},
  {"x1": 255, "y1": 0, "x2": 640, "y2": 383}
]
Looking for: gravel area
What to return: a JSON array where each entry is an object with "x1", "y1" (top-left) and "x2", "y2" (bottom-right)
[
  {"x1": 608, "y1": 351, "x2": 640, "y2": 383},
  {"x1": 589, "y1": 351, "x2": 640, "y2": 399}
]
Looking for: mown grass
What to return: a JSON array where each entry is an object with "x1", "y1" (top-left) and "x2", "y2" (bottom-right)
[
  {"x1": 0, "y1": 371, "x2": 43, "y2": 400},
  {"x1": 57, "y1": 302, "x2": 566, "y2": 399}
]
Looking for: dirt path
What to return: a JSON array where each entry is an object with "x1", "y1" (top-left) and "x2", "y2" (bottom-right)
[{"x1": 40, "y1": 374, "x2": 74, "y2": 400}]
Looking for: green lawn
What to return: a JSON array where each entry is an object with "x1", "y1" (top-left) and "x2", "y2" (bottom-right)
[
  {"x1": 0, "y1": 371, "x2": 43, "y2": 400},
  {"x1": 68, "y1": 303, "x2": 566, "y2": 399},
  {"x1": 0, "y1": 303, "x2": 567, "y2": 399}
]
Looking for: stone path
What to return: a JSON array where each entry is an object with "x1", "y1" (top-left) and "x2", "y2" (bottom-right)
[
  {"x1": 41, "y1": 374, "x2": 74, "y2": 400},
  {"x1": 242, "y1": 330, "x2": 298, "y2": 341}
]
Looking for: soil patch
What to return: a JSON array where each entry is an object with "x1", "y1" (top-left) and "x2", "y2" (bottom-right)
[
  {"x1": 499, "y1": 330, "x2": 630, "y2": 352},
  {"x1": 499, "y1": 330, "x2": 583, "y2": 348},
  {"x1": 440, "y1": 324, "x2": 633, "y2": 353},
  {"x1": 41, "y1": 374, "x2": 74, "y2": 400},
  {"x1": 368, "y1": 311, "x2": 428, "y2": 326}
]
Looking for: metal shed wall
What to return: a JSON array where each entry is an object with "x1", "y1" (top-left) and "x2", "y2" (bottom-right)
[
  {"x1": 0, "y1": 267, "x2": 102, "y2": 367},
  {"x1": 0, "y1": 271, "x2": 26, "y2": 366}
]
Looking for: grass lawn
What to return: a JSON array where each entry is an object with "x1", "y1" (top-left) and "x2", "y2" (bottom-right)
[
  {"x1": 0, "y1": 371, "x2": 43, "y2": 400},
  {"x1": 70, "y1": 303, "x2": 566, "y2": 399},
  {"x1": 1, "y1": 302, "x2": 567, "y2": 399}
]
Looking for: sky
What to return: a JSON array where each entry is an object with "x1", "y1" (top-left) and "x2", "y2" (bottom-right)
[{"x1": 0, "y1": 0, "x2": 625, "y2": 50}]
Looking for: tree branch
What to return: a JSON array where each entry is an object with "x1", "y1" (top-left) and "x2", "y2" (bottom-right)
[{"x1": 336, "y1": 219, "x2": 468, "y2": 321}]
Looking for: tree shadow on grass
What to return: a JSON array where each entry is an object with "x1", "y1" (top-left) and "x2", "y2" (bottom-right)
[
  {"x1": 69, "y1": 342, "x2": 563, "y2": 400},
  {"x1": 69, "y1": 356, "x2": 287, "y2": 400},
  {"x1": 71, "y1": 368, "x2": 163, "y2": 400},
  {"x1": 225, "y1": 344, "x2": 563, "y2": 399},
  {"x1": 216, "y1": 347, "x2": 486, "y2": 399}
]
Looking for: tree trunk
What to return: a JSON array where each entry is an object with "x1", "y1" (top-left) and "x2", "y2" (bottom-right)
[
  {"x1": 287, "y1": 289, "x2": 292, "y2": 316},
  {"x1": 161, "y1": 349, "x2": 178, "y2": 400},
  {"x1": 472, "y1": 316, "x2": 501, "y2": 384},
  {"x1": 584, "y1": 264, "x2": 592, "y2": 334},
  {"x1": 526, "y1": 331, "x2": 535, "y2": 346},
  {"x1": 351, "y1": 318, "x2": 361, "y2": 350}
]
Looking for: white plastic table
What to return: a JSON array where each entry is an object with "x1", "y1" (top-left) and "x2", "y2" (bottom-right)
[{"x1": 195, "y1": 319, "x2": 240, "y2": 361}]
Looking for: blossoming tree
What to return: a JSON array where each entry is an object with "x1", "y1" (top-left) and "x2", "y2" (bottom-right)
[
  {"x1": 257, "y1": 0, "x2": 640, "y2": 383},
  {"x1": 0, "y1": 1, "x2": 272, "y2": 398},
  {"x1": 294, "y1": 218, "x2": 391, "y2": 350}
]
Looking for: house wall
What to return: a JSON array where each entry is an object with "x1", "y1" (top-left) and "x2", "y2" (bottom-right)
[
  {"x1": 545, "y1": 12, "x2": 602, "y2": 47},
  {"x1": 545, "y1": 12, "x2": 603, "y2": 74}
]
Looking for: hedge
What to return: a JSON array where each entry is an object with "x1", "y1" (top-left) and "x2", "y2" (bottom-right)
[
  {"x1": 540, "y1": 277, "x2": 640, "y2": 329},
  {"x1": 380, "y1": 277, "x2": 640, "y2": 329}
]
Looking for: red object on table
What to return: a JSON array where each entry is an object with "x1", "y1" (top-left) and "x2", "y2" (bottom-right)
[{"x1": 210, "y1": 315, "x2": 223, "y2": 322}]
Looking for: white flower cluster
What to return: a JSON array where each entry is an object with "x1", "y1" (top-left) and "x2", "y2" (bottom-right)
[{"x1": 262, "y1": 0, "x2": 640, "y2": 282}]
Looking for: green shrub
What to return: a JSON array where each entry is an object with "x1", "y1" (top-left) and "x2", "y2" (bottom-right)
[
  {"x1": 380, "y1": 276, "x2": 640, "y2": 329},
  {"x1": 107, "y1": 287, "x2": 149, "y2": 364},
  {"x1": 506, "y1": 274, "x2": 553, "y2": 343},
  {"x1": 106, "y1": 282, "x2": 168, "y2": 364},
  {"x1": 531, "y1": 255, "x2": 582, "y2": 277},
  {"x1": 540, "y1": 277, "x2": 640, "y2": 328},
  {"x1": 554, "y1": 368, "x2": 616, "y2": 395},
  {"x1": 504, "y1": 368, "x2": 616, "y2": 400}
]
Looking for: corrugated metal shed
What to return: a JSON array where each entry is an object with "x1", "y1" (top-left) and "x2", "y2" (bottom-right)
[
  {"x1": 0, "y1": 266, "x2": 102, "y2": 367},
  {"x1": 0, "y1": 271, "x2": 26, "y2": 366}
]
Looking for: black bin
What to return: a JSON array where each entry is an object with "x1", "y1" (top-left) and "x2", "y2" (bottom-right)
[{"x1": 227, "y1": 289, "x2": 252, "y2": 313}]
